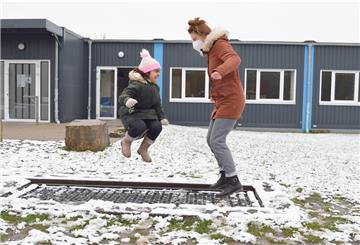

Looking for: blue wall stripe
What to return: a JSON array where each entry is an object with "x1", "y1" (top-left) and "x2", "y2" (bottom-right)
[
  {"x1": 154, "y1": 43, "x2": 164, "y2": 101},
  {"x1": 308, "y1": 45, "x2": 315, "y2": 131},
  {"x1": 301, "y1": 45, "x2": 309, "y2": 132}
]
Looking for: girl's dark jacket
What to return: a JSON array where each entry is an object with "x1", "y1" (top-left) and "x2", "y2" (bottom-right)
[{"x1": 118, "y1": 70, "x2": 166, "y2": 129}]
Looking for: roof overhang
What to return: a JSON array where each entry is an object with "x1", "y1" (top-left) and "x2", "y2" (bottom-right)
[{"x1": 1, "y1": 19, "x2": 63, "y2": 37}]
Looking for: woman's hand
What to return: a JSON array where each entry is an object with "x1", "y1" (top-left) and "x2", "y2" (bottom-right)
[
  {"x1": 161, "y1": 118, "x2": 169, "y2": 125},
  {"x1": 125, "y1": 98, "x2": 138, "y2": 108},
  {"x1": 211, "y1": 71, "x2": 222, "y2": 81}
]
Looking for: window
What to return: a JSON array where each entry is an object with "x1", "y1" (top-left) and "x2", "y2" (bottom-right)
[
  {"x1": 260, "y1": 72, "x2": 280, "y2": 99},
  {"x1": 245, "y1": 70, "x2": 256, "y2": 100},
  {"x1": 335, "y1": 73, "x2": 355, "y2": 100},
  {"x1": 321, "y1": 71, "x2": 331, "y2": 101},
  {"x1": 185, "y1": 70, "x2": 206, "y2": 98},
  {"x1": 170, "y1": 68, "x2": 210, "y2": 102},
  {"x1": 171, "y1": 69, "x2": 182, "y2": 99},
  {"x1": 245, "y1": 69, "x2": 296, "y2": 103},
  {"x1": 284, "y1": 71, "x2": 295, "y2": 101},
  {"x1": 320, "y1": 70, "x2": 360, "y2": 105}
]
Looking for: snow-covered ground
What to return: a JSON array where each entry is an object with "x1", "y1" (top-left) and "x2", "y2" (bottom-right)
[{"x1": 0, "y1": 125, "x2": 359, "y2": 244}]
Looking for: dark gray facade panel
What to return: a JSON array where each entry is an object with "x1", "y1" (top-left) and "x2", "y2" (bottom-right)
[
  {"x1": 1, "y1": 31, "x2": 56, "y2": 122},
  {"x1": 90, "y1": 42, "x2": 153, "y2": 118},
  {"x1": 58, "y1": 29, "x2": 88, "y2": 122},
  {"x1": 312, "y1": 106, "x2": 359, "y2": 129},
  {"x1": 312, "y1": 46, "x2": 360, "y2": 129},
  {"x1": 238, "y1": 44, "x2": 305, "y2": 128},
  {"x1": 162, "y1": 43, "x2": 304, "y2": 127},
  {"x1": 92, "y1": 42, "x2": 153, "y2": 66},
  {"x1": 240, "y1": 104, "x2": 300, "y2": 128}
]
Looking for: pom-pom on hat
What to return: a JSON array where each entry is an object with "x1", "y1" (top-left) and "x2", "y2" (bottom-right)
[{"x1": 138, "y1": 49, "x2": 161, "y2": 73}]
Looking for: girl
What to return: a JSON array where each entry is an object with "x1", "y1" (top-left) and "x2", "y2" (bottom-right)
[
  {"x1": 187, "y1": 17, "x2": 246, "y2": 196},
  {"x1": 119, "y1": 49, "x2": 169, "y2": 163}
]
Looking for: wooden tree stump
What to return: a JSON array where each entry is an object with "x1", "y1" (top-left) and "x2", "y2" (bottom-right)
[{"x1": 65, "y1": 119, "x2": 110, "y2": 151}]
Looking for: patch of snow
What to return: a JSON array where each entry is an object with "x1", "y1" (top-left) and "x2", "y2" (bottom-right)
[{"x1": 1, "y1": 125, "x2": 359, "y2": 244}]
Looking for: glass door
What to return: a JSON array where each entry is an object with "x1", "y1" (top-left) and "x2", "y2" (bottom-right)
[
  {"x1": 96, "y1": 67, "x2": 117, "y2": 119},
  {"x1": 4, "y1": 60, "x2": 50, "y2": 122},
  {"x1": 8, "y1": 62, "x2": 37, "y2": 120}
]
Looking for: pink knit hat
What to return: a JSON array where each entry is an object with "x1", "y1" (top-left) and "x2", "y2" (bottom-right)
[{"x1": 138, "y1": 49, "x2": 161, "y2": 73}]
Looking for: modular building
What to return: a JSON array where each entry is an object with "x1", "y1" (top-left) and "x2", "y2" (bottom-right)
[{"x1": 1, "y1": 19, "x2": 359, "y2": 130}]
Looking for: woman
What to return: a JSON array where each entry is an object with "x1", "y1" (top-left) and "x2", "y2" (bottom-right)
[
  {"x1": 119, "y1": 49, "x2": 169, "y2": 163},
  {"x1": 188, "y1": 17, "x2": 246, "y2": 196}
]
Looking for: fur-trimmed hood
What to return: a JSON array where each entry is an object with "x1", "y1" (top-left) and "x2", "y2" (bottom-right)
[
  {"x1": 128, "y1": 70, "x2": 148, "y2": 84},
  {"x1": 202, "y1": 27, "x2": 229, "y2": 52}
]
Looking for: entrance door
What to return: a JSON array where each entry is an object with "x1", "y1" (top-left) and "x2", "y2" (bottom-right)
[
  {"x1": 3, "y1": 60, "x2": 50, "y2": 122},
  {"x1": 96, "y1": 67, "x2": 117, "y2": 119},
  {"x1": 117, "y1": 68, "x2": 133, "y2": 97}
]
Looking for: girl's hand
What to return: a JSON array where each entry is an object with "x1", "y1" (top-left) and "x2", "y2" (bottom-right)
[
  {"x1": 125, "y1": 98, "x2": 138, "y2": 108},
  {"x1": 211, "y1": 71, "x2": 222, "y2": 80},
  {"x1": 161, "y1": 118, "x2": 169, "y2": 125}
]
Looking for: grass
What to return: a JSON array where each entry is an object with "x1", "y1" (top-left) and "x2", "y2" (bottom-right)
[
  {"x1": 210, "y1": 233, "x2": 235, "y2": 243},
  {"x1": 0, "y1": 232, "x2": 11, "y2": 243},
  {"x1": 151, "y1": 220, "x2": 159, "y2": 228},
  {"x1": 308, "y1": 192, "x2": 323, "y2": 202},
  {"x1": 303, "y1": 234, "x2": 324, "y2": 243},
  {"x1": 303, "y1": 222, "x2": 322, "y2": 231},
  {"x1": 168, "y1": 217, "x2": 197, "y2": 231},
  {"x1": 105, "y1": 215, "x2": 137, "y2": 227},
  {"x1": 321, "y1": 216, "x2": 350, "y2": 232},
  {"x1": 247, "y1": 222, "x2": 290, "y2": 244},
  {"x1": 129, "y1": 235, "x2": 139, "y2": 243},
  {"x1": 302, "y1": 214, "x2": 350, "y2": 232},
  {"x1": 0, "y1": 211, "x2": 52, "y2": 243},
  {"x1": 308, "y1": 211, "x2": 321, "y2": 218},
  {"x1": 279, "y1": 183, "x2": 291, "y2": 188},
  {"x1": 68, "y1": 219, "x2": 90, "y2": 231},
  {"x1": 168, "y1": 217, "x2": 213, "y2": 234},
  {"x1": 281, "y1": 227, "x2": 299, "y2": 237},
  {"x1": 29, "y1": 224, "x2": 50, "y2": 233},
  {"x1": 66, "y1": 215, "x2": 83, "y2": 222},
  {"x1": 194, "y1": 219, "x2": 212, "y2": 234},
  {"x1": 290, "y1": 193, "x2": 354, "y2": 243},
  {"x1": 247, "y1": 222, "x2": 276, "y2": 238},
  {"x1": 0, "y1": 211, "x2": 50, "y2": 225},
  {"x1": 292, "y1": 192, "x2": 333, "y2": 213},
  {"x1": 291, "y1": 197, "x2": 306, "y2": 206}
]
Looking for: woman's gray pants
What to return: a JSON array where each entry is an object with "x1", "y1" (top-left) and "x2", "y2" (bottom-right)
[{"x1": 207, "y1": 119, "x2": 237, "y2": 177}]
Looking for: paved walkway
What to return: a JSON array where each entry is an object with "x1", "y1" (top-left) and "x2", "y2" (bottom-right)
[{"x1": 0, "y1": 120, "x2": 123, "y2": 143}]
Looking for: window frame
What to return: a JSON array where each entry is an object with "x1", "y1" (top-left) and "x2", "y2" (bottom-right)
[
  {"x1": 319, "y1": 70, "x2": 360, "y2": 106},
  {"x1": 244, "y1": 68, "x2": 297, "y2": 105},
  {"x1": 169, "y1": 67, "x2": 210, "y2": 103}
]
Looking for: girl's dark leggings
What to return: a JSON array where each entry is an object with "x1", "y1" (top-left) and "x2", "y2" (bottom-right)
[{"x1": 128, "y1": 119, "x2": 162, "y2": 141}]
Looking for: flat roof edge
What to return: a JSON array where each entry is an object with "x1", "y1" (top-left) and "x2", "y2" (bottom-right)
[
  {"x1": 1, "y1": 19, "x2": 63, "y2": 37},
  {"x1": 91, "y1": 39, "x2": 360, "y2": 47}
]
